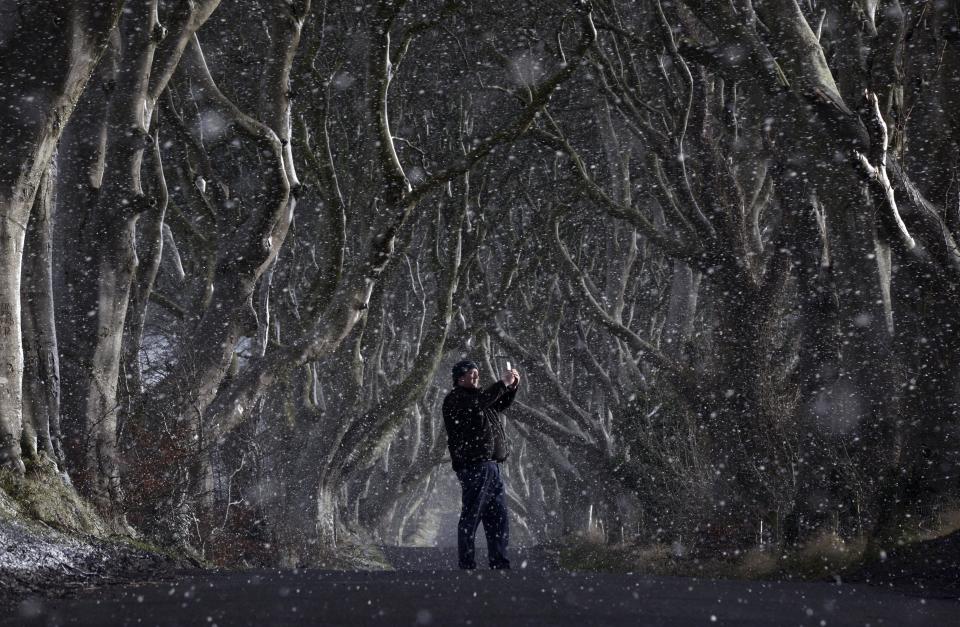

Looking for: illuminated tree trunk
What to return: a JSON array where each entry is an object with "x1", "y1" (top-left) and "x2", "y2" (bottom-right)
[{"x1": 0, "y1": 0, "x2": 123, "y2": 473}]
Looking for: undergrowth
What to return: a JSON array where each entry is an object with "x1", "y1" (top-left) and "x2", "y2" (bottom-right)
[
  {"x1": 555, "y1": 530, "x2": 869, "y2": 581},
  {"x1": 0, "y1": 454, "x2": 109, "y2": 537}
]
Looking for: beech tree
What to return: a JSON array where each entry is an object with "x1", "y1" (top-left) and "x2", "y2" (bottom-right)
[
  {"x1": 0, "y1": 0, "x2": 123, "y2": 474},
  {"x1": 2, "y1": 0, "x2": 959, "y2": 565},
  {"x1": 488, "y1": 0, "x2": 960, "y2": 549}
]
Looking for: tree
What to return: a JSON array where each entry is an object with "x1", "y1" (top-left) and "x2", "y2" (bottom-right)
[{"x1": 0, "y1": 0, "x2": 123, "y2": 474}]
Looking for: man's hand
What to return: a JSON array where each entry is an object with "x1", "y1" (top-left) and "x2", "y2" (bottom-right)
[{"x1": 502, "y1": 368, "x2": 520, "y2": 388}]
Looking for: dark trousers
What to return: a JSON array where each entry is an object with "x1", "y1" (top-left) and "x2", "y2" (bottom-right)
[{"x1": 455, "y1": 461, "x2": 510, "y2": 569}]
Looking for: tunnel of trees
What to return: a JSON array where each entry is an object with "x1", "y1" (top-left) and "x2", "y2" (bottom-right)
[{"x1": 1, "y1": 0, "x2": 959, "y2": 566}]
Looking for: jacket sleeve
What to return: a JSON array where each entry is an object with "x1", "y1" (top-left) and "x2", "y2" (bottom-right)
[
  {"x1": 477, "y1": 381, "x2": 510, "y2": 410},
  {"x1": 491, "y1": 383, "x2": 517, "y2": 412}
]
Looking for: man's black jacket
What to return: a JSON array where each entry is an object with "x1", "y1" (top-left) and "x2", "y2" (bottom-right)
[{"x1": 442, "y1": 381, "x2": 517, "y2": 472}]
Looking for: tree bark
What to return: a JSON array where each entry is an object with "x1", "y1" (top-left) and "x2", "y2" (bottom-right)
[
  {"x1": 20, "y1": 167, "x2": 63, "y2": 465},
  {"x1": 0, "y1": 0, "x2": 123, "y2": 473},
  {"x1": 69, "y1": 0, "x2": 219, "y2": 510}
]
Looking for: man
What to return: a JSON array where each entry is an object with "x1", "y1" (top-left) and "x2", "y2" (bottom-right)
[{"x1": 442, "y1": 359, "x2": 520, "y2": 570}]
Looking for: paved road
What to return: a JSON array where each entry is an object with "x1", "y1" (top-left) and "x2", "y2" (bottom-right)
[{"x1": 7, "y1": 547, "x2": 958, "y2": 626}]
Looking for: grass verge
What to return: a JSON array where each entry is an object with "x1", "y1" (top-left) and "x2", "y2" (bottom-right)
[
  {"x1": 554, "y1": 531, "x2": 867, "y2": 582},
  {"x1": 0, "y1": 455, "x2": 109, "y2": 537}
]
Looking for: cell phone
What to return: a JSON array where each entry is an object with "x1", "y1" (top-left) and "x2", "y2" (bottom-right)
[{"x1": 506, "y1": 361, "x2": 512, "y2": 372}]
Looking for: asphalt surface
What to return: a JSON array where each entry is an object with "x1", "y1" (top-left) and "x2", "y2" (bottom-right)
[{"x1": 6, "y1": 547, "x2": 959, "y2": 626}]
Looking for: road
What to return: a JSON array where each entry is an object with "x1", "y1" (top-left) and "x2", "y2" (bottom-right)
[{"x1": 6, "y1": 547, "x2": 958, "y2": 626}]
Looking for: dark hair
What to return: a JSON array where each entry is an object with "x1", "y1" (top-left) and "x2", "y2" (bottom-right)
[{"x1": 451, "y1": 359, "x2": 479, "y2": 385}]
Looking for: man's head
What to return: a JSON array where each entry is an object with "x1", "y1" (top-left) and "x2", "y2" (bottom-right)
[{"x1": 452, "y1": 359, "x2": 480, "y2": 389}]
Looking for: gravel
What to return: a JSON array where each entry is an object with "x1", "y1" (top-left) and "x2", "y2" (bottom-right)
[{"x1": 0, "y1": 516, "x2": 184, "y2": 613}]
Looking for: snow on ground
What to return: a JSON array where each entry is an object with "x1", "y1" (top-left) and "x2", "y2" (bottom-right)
[{"x1": 0, "y1": 516, "x2": 179, "y2": 612}]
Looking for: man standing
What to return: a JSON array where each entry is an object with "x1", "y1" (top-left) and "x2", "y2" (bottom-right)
[{"x1": 442, "y1": 359, "x2": 520, "y2": 570}]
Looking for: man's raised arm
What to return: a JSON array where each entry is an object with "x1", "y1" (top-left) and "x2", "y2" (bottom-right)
[{"x1": 482, "y1": 369, "x2": 520, "y2": 411}]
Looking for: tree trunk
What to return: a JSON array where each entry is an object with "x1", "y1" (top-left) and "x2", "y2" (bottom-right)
[
  {"x1": 56, "y1": 38, "x2": 118, "y2": 485},
  {"x1": 277, "y1": 473, "x2": 340, "y2": 566},
  {"x1": 0, "y1": 1, "x2": 123, "y2": 473},
  {"x1": 121, "y1": 127, "x2": 169, "y2": 400},
  {"x1": 662, "y1": 260, "x2": 700, "y2": 358},
  {"x1": 69, "y1": 0, "x2": 219, "y2": 510},
  {"x1": 20, "y1": 167, "x2": 63, "y2": 466},
  {"x1": 0, "y1": 199, "x2": 27, "y2": 473},
  {"x1": 83, "y1": 216, "x2": 139, "y2": 509}
]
